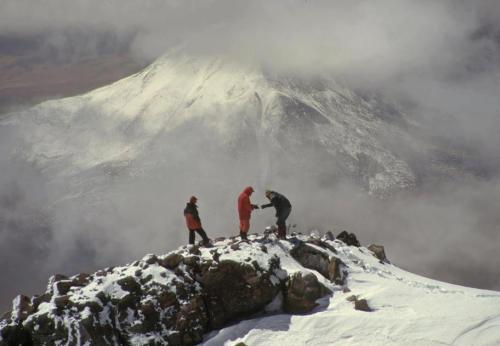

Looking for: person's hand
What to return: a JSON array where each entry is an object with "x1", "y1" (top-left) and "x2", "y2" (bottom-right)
[
  {"x1": 260, "y1": 204, "x2": 266, "y2": 209},
  {"x1": 252, "y1": 204, "x2": 260, "y2": 210}
]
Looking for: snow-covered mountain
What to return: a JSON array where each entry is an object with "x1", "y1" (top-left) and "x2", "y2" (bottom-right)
[
  {"x1": 2, "y1": 231, "x2": 499, "y2": 345},
  {"x1": 3, "y1": 48, "x2": 427, "y2": 196}
]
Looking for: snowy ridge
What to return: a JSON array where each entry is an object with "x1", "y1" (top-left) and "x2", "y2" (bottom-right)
[
  {"x1": 208, "y1": 237, "x2": 500, "y2": 346},
  {"x1": 1, "y1": 231, "x2": 500, "y2": 345}
]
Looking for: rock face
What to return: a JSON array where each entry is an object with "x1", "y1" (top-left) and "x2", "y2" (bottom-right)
[
  {"x1": 368, "y1": 244, "x2": 389, "y2": 263},
  {"x1": 0, "y1": 233, "x2": 360, "y2": 345},
  {"x1": 336, "y1": 231, "x2": 361, "y2": 247},
  {"x1": 284, "y1": 272, "x2": 332, "y2": 314},
  {"x1": 290, "y1": 241, "x2": 346, "y2": 284}
]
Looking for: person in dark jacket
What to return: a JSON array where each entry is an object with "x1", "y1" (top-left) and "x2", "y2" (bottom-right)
[
  {"x1": 261, "y1": 190, "x2": 292, "y2": 239},
  {"x1": 184, "y1": 196, "x2": 210, "y2": 245}
]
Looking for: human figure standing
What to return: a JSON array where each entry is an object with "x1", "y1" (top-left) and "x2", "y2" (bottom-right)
[
  {"x1": 261, "y1": 190, "x2": 292, "y2": 239},
  {"x1": 184, "y1": 196, "x2": 210, "y2": 245},
  {"x1": 237, "y1": 186, "x2": 259, "y2": 240}
]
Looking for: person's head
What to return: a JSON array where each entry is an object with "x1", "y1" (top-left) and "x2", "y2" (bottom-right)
[
  {"x1": 265, "y1": 190, "x2": 272, "y2": 200},
  {"x1": 189, "y1": 196, "x2": 198, "y2": 204},
  {"x1": 244, "y1": 186, "x2": 254, "y2": 196}
]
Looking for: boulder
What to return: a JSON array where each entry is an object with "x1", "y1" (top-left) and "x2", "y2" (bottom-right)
[
  {"x1": 354, "y1": 299, "x2": 372, "y2": 312},
  {"x1": 324, "y1": 231, "x2": 335, "y2": 241},
  {"x1": 160, "y1": 253, "x2": 184, "y2": 269},
  {"x1": 368, "y1": 244, "x2": 388, "y2": 263},
  {"x1": 0, "y1": 323, "x2": 33, "y2": 346},
  {"x1": 144, "y1": 254, "x2": 159, "y2": 265},
  {"x1": 117, "y1": 276, "x2": 141, "y2": 293},
  {"x1": 188, "y1": 245, "x2": 201, "y2": 255},
  {"x1": 336, "y1": 230, "x2": 360, "y2": 247},
  {"x1": 11, "y1": 295, "x2": 33, "y2": 322},
  {"x1": 199, "y1": 259, "x2": 280, "y2": 326},
  {"x1": 71, "y1": 273, "x2": 91, "y2": 287},
  {"x1": 291, "y1": 242, "x2": 344, "y2": 283},
  {"x1": 32, "y1": 293, "x2": 52, "y2": 310},
  {"x1": 54, "y1": 295, "x2": 70, "y2": 309},
  {"x1": 175, "y1": 296, "x2": 208, "y2": 345},
  {"x1": 284, "y1": 272, "x2": 332, "y2": 314},
  {"x1": 346, "y1": 295, "x2": 373, "y2": 312},
  {"x1": 55, "y1": 280, "x2": 74, "y2": 295}
]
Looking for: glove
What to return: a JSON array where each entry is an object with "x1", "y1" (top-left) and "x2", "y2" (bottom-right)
[
  {"x1": 252, "y1": 204, "x2": 260, "y2": 210},
  {"x1": 260, "y1": 204, "x2": 266, "y2": 209}
]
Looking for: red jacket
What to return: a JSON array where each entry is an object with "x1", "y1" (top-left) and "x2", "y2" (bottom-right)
[{"x1": 238, "y1": 186, "x2": 254, "y2": 220}]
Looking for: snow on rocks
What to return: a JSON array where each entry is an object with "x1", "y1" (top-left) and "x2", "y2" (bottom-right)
[
  {"x1": 203, "y1": 234, "x2": 500, "y2": 346},
  {"x1": 3, "y1": 231, "x2": 499, "y2": 345},
  {"x1": 0, "y1": 232, "x2": 348, "y2": 345}
]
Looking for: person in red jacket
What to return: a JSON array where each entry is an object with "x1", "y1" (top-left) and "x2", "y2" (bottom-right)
[
  {"x1": 184, "y1": 196, "x2": 210, "y2": 245},
  {"x1": 237, "y1": 186, "x2": 259, "y2": 240}
]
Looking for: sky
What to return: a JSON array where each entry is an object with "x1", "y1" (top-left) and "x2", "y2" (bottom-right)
[{"x1": 1, "y1": 0, "x2": 500, "y2": 311}]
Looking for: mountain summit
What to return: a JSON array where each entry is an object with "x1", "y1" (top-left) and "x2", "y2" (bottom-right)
[
  {"x1": 2, "y1": 231, "x2": 500, "y2": 345},
  {"x1": 4, "y1": 49, "x2": 428, "y2": 196}
]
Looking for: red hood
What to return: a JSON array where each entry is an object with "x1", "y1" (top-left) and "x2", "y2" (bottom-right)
[{"x1": 243, "y1": 186, "x2": 254, "y2": 195}]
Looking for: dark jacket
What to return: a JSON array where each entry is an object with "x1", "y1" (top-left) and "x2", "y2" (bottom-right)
[
  {"x1": 184, "y1": 202, "x2": 201, "y2": 230},
  {"x1": 262, "y1": 191, "x2": 291, "y2": 215}
]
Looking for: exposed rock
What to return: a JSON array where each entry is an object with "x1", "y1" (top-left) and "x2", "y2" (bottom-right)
[
  {"x1": 355, "y1": 299, "x2": 372, "y2": 312},
  {"x1": 324, "y1": 231, "x2": 335, "y2": 241},
  {"x1": 346, "y1": 295, "x2": 373, "y2": 312},
  {"x1": 160, "y1": 253, "x2": 184, "y2": 269},
  {"x1": 284, "y1": 272, "x2": 332, "y2": 314},
  {"x1": 32, "y1": 293, "x2": 51, "y2": 310},
  {"x1": 11, "y1": 295, "x2": 33, "y2": 322},
  {"x1": 336, "y1": 230, "x2": 360, "y2": 247},
  {"x1": 53, "y1": 295, "x2": 70, "y2": 309},
  {"x1": 0, "y1": 233, "x2": 346, "y2": 345},
  {"x1": 189, "y1": 245, "x2": 201, "y2": 255},
  {"x1": 176, "y1": 296, "x2": 208, "y2": 345},
  {"x1": 199, "y1": 259, "x2": 281, "y2": 327},
  {"x1": 368, "y1": 244, "x2": 388, "y2": 263},
  {"x1": 291, "y1": 242, "x2": 345, "y2": 283},
  {"x1": 117, "y1": 276, "x2": 141, "y2": 293},
  {"x1": 0, "y1": 323, "x2": 32, "y2": 345},
  {"x1": 144, "y1": 254, "x2": 159, "y2": 265},
  {"x1": 71, "y1": 273, "x2": 91, "y2": 287},
  {"x1": 55, "y1": 280, "x2": 73, "y2": 295}
]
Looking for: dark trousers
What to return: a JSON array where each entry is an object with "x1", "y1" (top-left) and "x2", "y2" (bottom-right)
[
  {"x1": 276, "y1": 207, "x2": 291, "y2": 239},
  {"x1": 189, "y1": 228, "x2": 209, "y2": 245}
]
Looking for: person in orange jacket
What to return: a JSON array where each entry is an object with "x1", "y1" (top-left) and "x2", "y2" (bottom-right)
[
  {"x1": 184, "y1": 196, "x2": 210, "y2": 245},
  {"x1": 237, "y1": 186, "x2": 259, "y2": 240}
]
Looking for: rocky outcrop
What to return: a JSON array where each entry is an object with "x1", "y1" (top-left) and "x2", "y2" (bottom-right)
[
  {"x1": 368, "y1": 244, "x2": 389, "y2": 263},
  {"x1": 336, "y1": 231, "x2": 360, "y2": 247},
  {"x1": 291, "y1": 240, "x2": 346, "y2": 285},
  {"x1": 0, "y1": 232, "x2": 366, "y2": 345},
  {"x1": 284, "y1": 272, "x2": 332, "y2": 314},
  {"x1": 346, "y1": 295, "x2": 372, "y2": 312}
]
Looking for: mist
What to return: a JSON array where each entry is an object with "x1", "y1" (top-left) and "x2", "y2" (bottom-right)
[{"x1": 2, "y1": 0, "x2": 500, "y2": 312}]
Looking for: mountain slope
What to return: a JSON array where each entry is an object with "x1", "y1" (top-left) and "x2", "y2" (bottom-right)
[
  {"x1": 4, "y1": 49, "x2": 421, "y2": 195},
  {"x1": 1, "y1": 232, "x2": 499, "y2": 345},
  {"x1": 205, "y1": 236, "x2": 500, "y2": 346}
]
